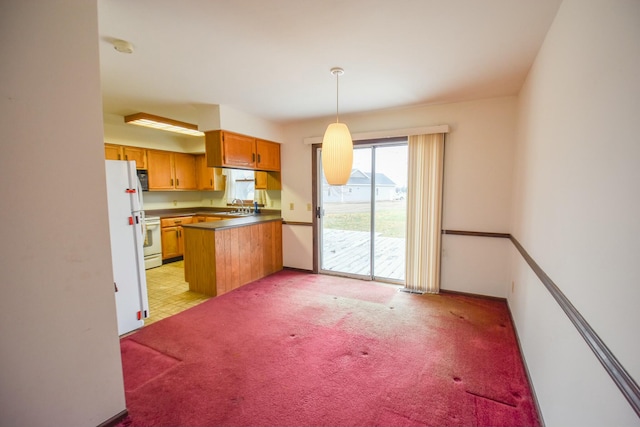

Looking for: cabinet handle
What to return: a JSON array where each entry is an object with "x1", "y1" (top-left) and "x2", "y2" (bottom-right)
[
  {"x1": 125, "y1": 154, "x2": 128, "y2": 160},
  {"x1": 170, "y1": 178, "x2": 174, "y2": 186},
  {"x1": 252, "y1": 153, "x2": 255, "y2": 162},
  {"x1": 210, "y1": 179, "x2": 213, "y2": 186},
  {"x1": 258, "y1": 154, "x2": 261, "y2": 163},
  {"x1": 176, "y1": 178, "x2": 180, "y2": 186},
  {"x1": 117, "y1": 154, "x2": 121, "y2": 160},
  {"x1": 174, "y1": 220, "x2": 182, "y2": 224},
  {"x1": 176, "y1": 230, "x2": 179, "y2": 238}
]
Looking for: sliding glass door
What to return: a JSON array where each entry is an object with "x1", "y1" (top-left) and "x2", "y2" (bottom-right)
[{"x1": 317, "y1": 141, "x2": 407, "y2": 283}]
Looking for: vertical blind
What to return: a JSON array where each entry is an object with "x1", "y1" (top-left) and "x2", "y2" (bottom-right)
[{"x1": 404, "y1": 133, "x2": 445, "y2": 293}]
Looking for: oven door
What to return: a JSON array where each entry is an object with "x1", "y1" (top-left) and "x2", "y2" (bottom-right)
[{"x1": 143, "y1": 217, "x2": 161, "y2": 256}]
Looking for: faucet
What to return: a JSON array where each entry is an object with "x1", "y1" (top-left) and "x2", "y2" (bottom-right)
[{"x1": 231, "y1": 198, "x2": 250, "y2": 214}]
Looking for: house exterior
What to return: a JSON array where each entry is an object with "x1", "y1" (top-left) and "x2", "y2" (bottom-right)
[
  {"x1": 2, "y1": 2, "x2": 639, "y2": 427},
  {"x1": 323, "y1": 169, "x2": 397, "y2": 203}
]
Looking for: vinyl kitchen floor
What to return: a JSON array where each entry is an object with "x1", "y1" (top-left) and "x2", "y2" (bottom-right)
[{"x1": 144, "y1": 260, "x2": 210, "y2": 326}]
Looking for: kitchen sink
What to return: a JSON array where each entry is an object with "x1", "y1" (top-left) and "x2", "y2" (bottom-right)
[{"x1": 215, "y1": 211, "x2": 254, "y2": 217}]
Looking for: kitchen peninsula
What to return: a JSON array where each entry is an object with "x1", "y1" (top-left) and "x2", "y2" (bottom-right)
[{"x1": 182, "y1": 214, "x2": 283, "y2": 297}]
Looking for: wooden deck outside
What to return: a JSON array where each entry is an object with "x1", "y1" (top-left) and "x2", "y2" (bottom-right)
[{"x1": 321, "y1": 228, "x2": 405, "y2": 282}]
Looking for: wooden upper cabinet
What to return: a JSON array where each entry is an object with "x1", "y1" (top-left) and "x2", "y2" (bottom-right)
[
  {"x1": 223, "y1": 132, "x2": 257, "y2": 168},
  {"x1": 205, "y1": 130, "x2": 281, "y2": 172},
  {"x1": 255, "y1": 171, "x2": 281, "y2": 190},
  {"x1": 196, "y1": 154, "x2": 213, "y2": 190},
  {"x1": 147, "y1": 150, "x2": 174, "y2": 190},
  {"x1": 196, "y1": 154, "x2": 225, "y2": 191},
  {"x1": 173, "y1": 153, "x2": 197, "y2": 190},
  {"x1": 105, "y1": 143, "x2": 122, "y2": 161},
  {"x1": 206, "y1": 130, "x2": 256, "y2": 169},
  {"x1": 147, "y1": 150, "x2": 197, "y2": 190},
  {"x1": 122, "y1": 146, "x2": 147, "y2": 169},
  {"x1": 256, "y1": 139, "x2": 280, "y2": 171},
  {"x1": 104, "y1": 144, "x2": 147, "y2": 169}
]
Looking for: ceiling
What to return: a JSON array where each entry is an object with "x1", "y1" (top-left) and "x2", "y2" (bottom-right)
[{"x1": 98, "y1": 0, "x2": 562, "y2": 127}]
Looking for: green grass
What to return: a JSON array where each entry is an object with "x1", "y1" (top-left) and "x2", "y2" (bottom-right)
[{"x1": 323, "y1": 209, "x2": 406, "y2": 238}]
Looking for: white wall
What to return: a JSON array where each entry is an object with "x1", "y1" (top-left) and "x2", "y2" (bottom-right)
[
  {"x1": 510, "y1": 1, "x2": 640, "y2": 425},
  {"x1": 0, "y1": 1, "x2": 126, "y2": 426},
  {"x1": 281, "y1": 97, "x2": 517, "y2": 296}
]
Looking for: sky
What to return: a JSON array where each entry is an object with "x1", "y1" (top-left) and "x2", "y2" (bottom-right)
[{"x1": 352, "y1": 144, "x2": 408, "y2": 188}]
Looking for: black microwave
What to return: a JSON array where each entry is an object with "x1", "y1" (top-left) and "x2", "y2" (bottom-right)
[{"x1": 137, "y1": 169, "x2": 149, "y2": 191}]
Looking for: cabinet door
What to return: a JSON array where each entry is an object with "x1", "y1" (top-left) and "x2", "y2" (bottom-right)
[
  {"x1": 212, "y1": 167, "x2": 226, "y2": 191},
  {"x1": 255, "y1": 171, "x2": 282, "y2": 190},
  {"x1": 177, "y1": 226, "x2": 186, "y2": 256},
  {"x1": 123, "y1": 146, "x2": 147, "y2": 169},
  {"x1": 255, "y1": 171, "x2": 267, "y2": 189},
  {"x1": 256, "y1": 139, "x2": 281, "y2": 171},
  {"x1": 221, "y1": 132, "x2": 256, "y2": 169},
  {"x1": 173, "y1": 153, "x2": 197, "y2": 190},
  {"x1": 195, "y1": 154, "x2": 226, "y2": 190},
  {"x1": 147, "y1": 150, "x2": 175, "y2": 190},
  {"x1": 161, "y1": 226, "x2": 181, "y2": 259},
  {"x1": 105, "y1": 144, "x2": 122, "y2": 161},
  {"x1": 161, "y1": 216, "x2": 193, "y2": 227},
  {"x1": 196, "y1": 154, "x2": 214, "y2": 190}
]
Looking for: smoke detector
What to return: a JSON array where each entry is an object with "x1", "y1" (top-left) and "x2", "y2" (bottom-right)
[{"x1": 112, "y1": 39, "x2": 134, "y2": 54}]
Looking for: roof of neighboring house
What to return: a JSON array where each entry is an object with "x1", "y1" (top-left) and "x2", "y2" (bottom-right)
[{"x1": 323, "y1": 169, "x2": 396, "y2": 186}]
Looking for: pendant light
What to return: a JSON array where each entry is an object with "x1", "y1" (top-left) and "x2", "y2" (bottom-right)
[{"x1": 322, "y1": 67, "x2": 353, "y2": 185}]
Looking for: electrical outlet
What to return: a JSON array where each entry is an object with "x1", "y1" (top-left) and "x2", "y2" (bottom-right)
[
  {"x1": 210, "y1": 199, "x2": 214, "y2": 205},
  {"x1": 289, "y1": 202, "x2": 294, "y2": 210},
  {"x1": 307, "y1": 203, "x2": 312, "y2": 211},
  {"x1": 173, "y1": 200, "x2": 178, "y2": 206}
]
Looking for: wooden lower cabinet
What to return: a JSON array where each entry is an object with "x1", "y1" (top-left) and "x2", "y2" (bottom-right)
[
  {"x1": 161, "y1": 216, "x2": 193, "y2": 259},
  {"x1": 194, "y1": 215, "x2": 223, "y2": 223},
  {"x1": 161, "y1": 226, "x2": 181, "y2": 259},
  {"x1": 183, "y1": 220, "x2": 283, "y2": 296}
]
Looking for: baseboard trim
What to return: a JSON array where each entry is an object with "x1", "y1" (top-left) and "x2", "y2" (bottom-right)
[
  {"x1": 505, "y1": 301, "x2": 546, "y2": 427},
  {"x1": 283, "y1": 266, "x2": 314, "y2": 273},
  {"x1": 440, "y1": 288, "x2": 506, "y2": 302},
  {"x1": 96, "y1": 409, "x2": 128, "y2": 427}
]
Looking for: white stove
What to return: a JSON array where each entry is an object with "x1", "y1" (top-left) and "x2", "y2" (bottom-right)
[{"x1": 143, "y1": 215, "x2": 162, "y2": 269}]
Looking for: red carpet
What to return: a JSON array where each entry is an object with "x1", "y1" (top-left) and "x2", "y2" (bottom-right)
[{"x1": 119, "y1": 270, "x2": 539, "y2": 426}]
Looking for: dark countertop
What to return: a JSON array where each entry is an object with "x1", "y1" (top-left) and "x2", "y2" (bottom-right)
[
  {"x1": 181, "y1": 214, "x2": 283, "y2": 231},
  {"x1": 145, "y1": 207, "x2": 280, "y2": 218}
]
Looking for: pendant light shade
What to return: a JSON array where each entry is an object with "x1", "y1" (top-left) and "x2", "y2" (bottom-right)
[
  {"x1": 322, "y1": 122, "x2": 353, "y2": 185},
  {"x1": 322, "y1": 67, "x2": 353, "y2": 186}
]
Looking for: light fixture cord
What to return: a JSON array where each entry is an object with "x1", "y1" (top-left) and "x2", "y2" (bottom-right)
[{"x1": 336, "y1": 71, "x2": 340, "y2": 123}]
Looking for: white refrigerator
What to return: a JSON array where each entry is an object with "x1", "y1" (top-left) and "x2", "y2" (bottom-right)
[{"x1": 105, "y1": 160, "x2": 150, "y2": 335}]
